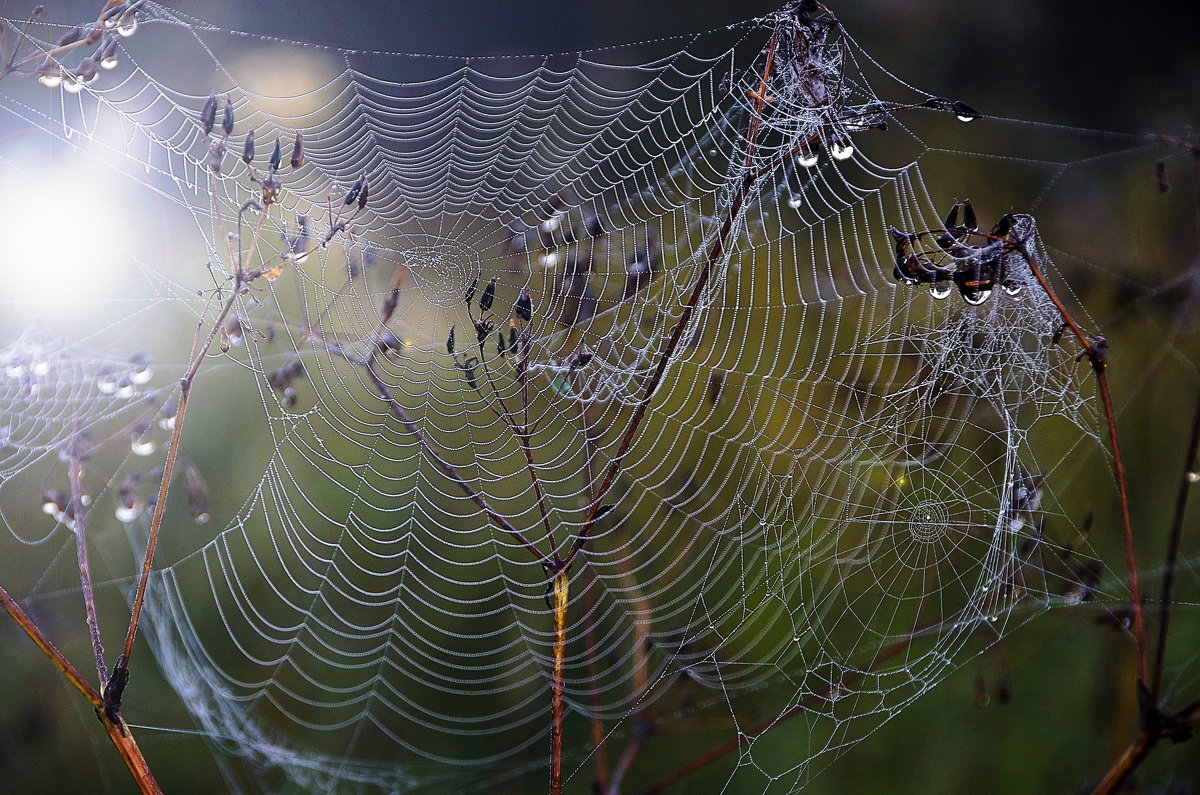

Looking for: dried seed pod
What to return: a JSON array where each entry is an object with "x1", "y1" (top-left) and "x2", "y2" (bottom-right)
[
  {"x1": 508, "y1": 323, "x2": 518, "y2": 356},
  {"x1": 446, "y1": 325, "x2": 456, "y2": 355},
  {"x1": 98, "y1": 37, "x2": 120, "y2": 70},
  {"x1": 242, "y1": 128, "x2": 256, "y2": 164},
  {"x1": 268, "y1": 137, "x2": 282, "y2": 172},
  {"x1": 222, "y1": 96, "x2": 234, "y2": 135},
  {"x1": 357, "y1": 175, "x2": 369, "y2": 210},
  {"x1": 514, "y1": 289, "x2": 532, "y2": 322},
  {"x1": 200, "y1": 94, "x2": 217, "y2": 136},
  {"x1": 290, "y1": 131, "x2": 305, "y2": 169},
  {"x1": 474, "y1": 318, "x2": 494, "y2": 345},
  {"x1": 497, "y1": 331, "x2": 506, "y2": 358},
  {"x1": 464, "y1": 277, "x2": 478, "y2": 306},
  {"x1": 344, "y1": 176, "x2": 363, "y2": 206},
  {"x1": 461, "y1": 356, "x2": 480, "y2": 391},
  {"x1": 479, "y1": 277, "x2": 497, "y2": 312}
]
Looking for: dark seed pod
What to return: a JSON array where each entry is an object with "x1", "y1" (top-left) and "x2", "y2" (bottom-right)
[
  {"x1": 962, "y1": 199, "x2": 978, "y2": 232},
  {"x1": 573, "y1": 351, "x2": 593, "y2": 368},
  {"x1": 446, "y1": 325, "x2": 456, "y2": 355},
  {"x1": 508, "y1": 323, "x2": 519, "y2": 356},
  {"x1": 222, "y1": 97, "x2": 234, "y2": 135},
  {"x1": 242, "y1": 128, "x2": 256, "y2": 164},
  {"x1": 497, "y1": 331, "x2": 506, "y2": 357},
  {"x1": 200, "y1": 94, "x2": 217, "y2": 136},
  {"x1": 464, "y1": 277, "x2": 478, "y2": 306},
  {"x1": 290, "y1": 131, "x2": 305, "y2": 169},
  {"x1": 461, "y1": 357, "x2": 480, "y2": 391},
  {"x1": 514, "y1": 289, "x2": 532, "y2": 322},
  {"x1": 479, "y1": 277, "x2": 497, "y2": 312},
  {"x1": 357, "y1": 175, "x2": 369, "y2": 210},
  {"x1": 344, "y1": 176, "x2": 363, "y2": 206},
  {"x1": 474, "y1": 319, "x2": 493, "y2": 346},
  {"x1": 269, "y1": 137, "x2": 282, "y2": 172}
]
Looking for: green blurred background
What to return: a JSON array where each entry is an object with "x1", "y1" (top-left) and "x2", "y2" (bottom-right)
[{"x1": 1, "y1": 1, "x2": 1199, "y2": 792}]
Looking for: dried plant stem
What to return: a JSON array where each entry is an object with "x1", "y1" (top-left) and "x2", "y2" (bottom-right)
[
  {"x1": 120, "y1": 276, "x2": 243, "y2": 671},
  {"x1": 550, "y1": 568, "x2": 570, "y2": 795},
  {"x1": 606, "y1": 720, "x2": 648, "y2": 795},
  {"x1": 1013, "y1": 240, "x2": 1147, "y2": 686},
  {"x1": 363, "y1": 355, "x2": 552, "y2": 568},
  {"x1": 68, "y1": 435, "x2": 108, "y2": 685},
  {"x1": 0, "y1": 583, "x2": 161, "y2": 794},
  {"x1": 565, "y1": 26, "x2": 782, "y2": 568}
]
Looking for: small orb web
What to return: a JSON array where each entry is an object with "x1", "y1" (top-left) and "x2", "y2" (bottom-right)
[{"x1": 0, "y1": 2, "x2": 1183, "y2": 792}]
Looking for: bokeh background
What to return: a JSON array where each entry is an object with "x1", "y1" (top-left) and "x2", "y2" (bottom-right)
[{"x1": 0, "y1": 1, "x2": 1198, "y2": 792}]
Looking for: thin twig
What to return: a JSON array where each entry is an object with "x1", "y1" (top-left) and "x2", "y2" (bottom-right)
[
  {"x1": 0, "y1": 582, "x2": 162, "y2": 793},
  {"x1": 1151, "y1": 387, "x2": 1200, "y2": 696},
  {"x1": 564, "y1": 22, "x2": 783, "y2": 570},
  {"x1": 1012, "y1": 238, "x2": 1148, "y2": 686},
  {"x1": 550, "y1": 568, "x2": 570, "y2": 795},
  {"x1": 363, "y1": 354, "x2": 552, "y2": 568},
  {"x1": 68, "y1": 423, "x2": 108, "y2": 686}
]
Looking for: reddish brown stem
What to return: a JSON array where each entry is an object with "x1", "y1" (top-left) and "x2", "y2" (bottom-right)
[
  {"x1": 1014, "y1": 240, "x2": 1147, "y2": 686},
  {"x1": 550, "y1": 568, "x2": 570, "y2": 795},
  {"x1": 0, "y1": 583, "x2": 161, "y2": 794},
  {"x1": 565, "y1": 25, "x2": 782, "y2": 569}
]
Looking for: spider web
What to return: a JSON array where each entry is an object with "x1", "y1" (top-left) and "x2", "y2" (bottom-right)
[{"x1": 0, "y1": 2, "x2": 1187, "y2": 792}]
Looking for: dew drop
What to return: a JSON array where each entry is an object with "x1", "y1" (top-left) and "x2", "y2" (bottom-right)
[
  {"x1": 792, "y1": 634, "x2": 803, "y2": 643},
  {"x1": 116, "y1": 503, "x2": 142, "y2": 523},
  {"x1": 830, "y1": 141, "x2": 854, "y2": 161},
  {"x1": 797, "y1": 149, "x2": 819, "y2": 168},
  {"x1": 117, "y1": 17, "x2": 138, "y2": 37},
  {"x1": 787, "y1": 194, "x2": 803, "y2": 209},
  {"x1": 63, "y1": 77, "x2": 85, "y2": 94},
  {"x1": 1186, "y1": 471, "x2": 1199, "y2": 484},
  {"x1": 929, "y1": 281, "x2": 952, "y2": 300},
  {"x1": 131, "y1": 437, "x2": 156, "y2": 456},
  {"x1": 899, "y1": 276, "x2": 919, "y2": 287},
  {"x1": 37, "y1": 73, "x2": 63, "y2": 88},
  {"x1": 100, "y1": 56, "x2": 119, "y2": 70},
  {"x1": 962, "y1": 288, "x2": 992, "y2": 306},
  {"x1": 1002, "y1": 280, "x2": 1024, "y2": 297}
]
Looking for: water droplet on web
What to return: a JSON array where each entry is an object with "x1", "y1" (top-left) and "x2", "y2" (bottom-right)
[
  {"x1": 899, "y1": 276, "x2": 919, "y2": 287},
  {"x1": 929, "y1": 282, "x2": 952, "y2": 299},
  {"x1": 1002, "y1": 281, "x2": 1023, "y2": 297},
  {"x1": 116, "y1": 503, "x2": 142, "y2": 523},
  {"x1": 792, "y1": 634, "x2": 803, "y2": 642},
  {"x1": 798, "y1": 149, "x2": 819, "y2": 168},
  {"x1": 830, "y1": 141, "x2": 854, "y2": 161},
  {"x1": 962, "y1": 288, "x2": 992, "y2": 306},
  {"x1": 787, "y1": 195, "x2": 802, "y2": 209},
  {"x1": 1187, "y1": 471, "x2": 1200, "y2": 484},
  {"x1": 117, "y1": 17, "x2": 139, "y2": 37}
]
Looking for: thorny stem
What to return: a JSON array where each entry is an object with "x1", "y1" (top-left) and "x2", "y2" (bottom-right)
[
  {"x1": 1012, "y1": 239, "x2": 1148, "y2": 687},
  {"x1": 0, "y1": 583, "x2": 162, "y2": 794},
  {"x1": 564, "y1": 23, "x2": 783, "y2": 570},
  {"x1": 68, "y1": 426, "x2": 108, "y2": 686},
  {"x1": 550, "y1": 568, "x2": 570, "y2": 795}
]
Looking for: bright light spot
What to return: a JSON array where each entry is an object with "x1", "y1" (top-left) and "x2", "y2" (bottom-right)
[{"x1": 0, "y1": 153, "x2": 137, "y2": 322}]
